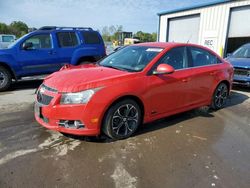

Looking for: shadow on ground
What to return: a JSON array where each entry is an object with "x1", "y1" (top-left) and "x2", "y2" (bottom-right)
[{"x1": 10, "y1": 79, "x2": 43, "y2": 91}]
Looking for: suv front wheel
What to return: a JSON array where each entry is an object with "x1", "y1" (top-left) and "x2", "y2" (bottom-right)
[{"x1": 0, "y1": 66, "x2": 12, "y2": 91}]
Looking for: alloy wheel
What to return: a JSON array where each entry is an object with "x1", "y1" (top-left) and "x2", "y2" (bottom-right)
[
  {"x1": 214, "y1": 84, "x2": 228, "y2": 108},
  {"x1": 0, "y1": 71, "x2": 6, "y2": 86},
  {"x1": 111, "y1": 104, "x2": 139, "y2": 137}
]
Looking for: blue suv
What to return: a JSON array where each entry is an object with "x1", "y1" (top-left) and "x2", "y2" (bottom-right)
[{"x1": 0, "y1": 26, "x2": 106, "y2": 91}]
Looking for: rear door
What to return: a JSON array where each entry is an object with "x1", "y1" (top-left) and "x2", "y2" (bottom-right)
[
  {"x1": 55, "y1": 31, "x2": 80, "y2": 65},
  {"x1": 18, "y1": 33, "x2": 59, "y2": 75},
  {"x1": 185, "y1": 46, "x2": 221, "y2": 106}
]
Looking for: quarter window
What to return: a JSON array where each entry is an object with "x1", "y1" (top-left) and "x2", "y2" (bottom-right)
[
  {"x1": 158, "y1": 47, "x2": 187, "y2": 70},
  {"x1": 56, "y1": 32, "x2": 79, "y2": 47},
  {"x1": 81, "y1": 31, "x2": 101, "y2": 44},
  {"x1": 22, "y1": 34, "x2": 52, "y2": 49},
  {"x1": 188, "y1": 47, "x2": 218, "y2": 67}
]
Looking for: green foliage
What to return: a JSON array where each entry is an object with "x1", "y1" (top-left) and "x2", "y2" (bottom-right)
[
  {"x1": 0, "y1": 21, "x2": 29, "y2": 38},
  {"x1": 101, "y1": 25, "x2": 157, "y2": 43},
  {"x1": 134, "y1": 31, "x2": 157, "y2": 42}
]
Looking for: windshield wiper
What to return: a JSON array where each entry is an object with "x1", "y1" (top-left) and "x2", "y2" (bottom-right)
[{"x1": 102, "y1": 65, "x2": 129, "y2": 72}]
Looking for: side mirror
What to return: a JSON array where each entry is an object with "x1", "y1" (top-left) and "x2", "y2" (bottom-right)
[
  {"x1": 153, "y1": 64, "x2": 175, "y2": 75},
  {"x1": 226, "y1": 53, "x2": 232, "y2": 57},
  {"x1": 23, "y1": 42, "x2": 33, "y2": 50}
]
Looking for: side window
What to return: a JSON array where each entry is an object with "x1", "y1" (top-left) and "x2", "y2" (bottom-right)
[
  {"x1": 22, "y1": 34, "x2": 52, "y2": 49},
  {"x1": 159, "y1": 47, "x2": 187, "y2": 70},
  {"x1": 56, "y1": 32, "x2": 79, "y2": 47},
  {"x1": 81, "y1": 31, "x2": 101, "y2": 44},
  {"x1": 188, "y1": 47, "x2": 218, "y2": 67}
]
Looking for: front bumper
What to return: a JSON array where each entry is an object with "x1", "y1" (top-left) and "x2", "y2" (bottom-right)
[
  {"x1": 34, "y1": 89, "x2": 102, "y2": 136},
  {"x1": 233, "y1": 75, "x2": 250, "y2": 87}
]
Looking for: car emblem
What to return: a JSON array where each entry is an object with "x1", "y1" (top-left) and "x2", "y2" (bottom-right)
[{"x1": 40, "y1": 87, "x2": 46, "y2": 94}]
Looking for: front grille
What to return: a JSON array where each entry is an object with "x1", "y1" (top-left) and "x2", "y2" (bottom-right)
[
  {"x1": 234, "y1": 69, "x2": 249, "y2": 76},
  {"x1": 37, "y1": 91, "x2": 53, "y2": 105}
]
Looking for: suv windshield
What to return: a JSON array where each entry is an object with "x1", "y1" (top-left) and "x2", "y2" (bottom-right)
[
  {"x1": 99, "y1": 46, "x2": 163, "y2": 72},
  {"x1": 232, "y1": 45, "x2": 250, "y2": 58}
]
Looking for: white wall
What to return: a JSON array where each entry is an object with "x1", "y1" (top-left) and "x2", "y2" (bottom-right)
[{"x1": 159, "y1": 0, "x2": 250, "y2": 56}]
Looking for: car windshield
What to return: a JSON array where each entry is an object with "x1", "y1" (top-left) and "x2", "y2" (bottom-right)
[
  {"x1": 99, "y1": 46, "x2": 163, "y2": 72},
  {"x1": 232, "y1": 45, "x2": 250, "y2": 58}
]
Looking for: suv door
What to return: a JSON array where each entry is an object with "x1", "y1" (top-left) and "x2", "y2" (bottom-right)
[
  {"x1": 147, "y1": 47, "x2": 192, "y2": 116},
  {"x1": 186, "y1": 46, "x2": 221, "y2": 106},
  {"x1": 18, "y1": 33, "x2": 59, "y2": 75},
  {"x1": 55, "y1": 31, "x2": 79, "y2": 65}
]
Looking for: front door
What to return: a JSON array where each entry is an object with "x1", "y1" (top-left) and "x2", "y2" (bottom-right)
[
  {"x1": 18, "y1": 33, "x2": 59, "y2": 76},
  {"x1": 147, "y1": 46, "x2": 192, "y2": 116}
]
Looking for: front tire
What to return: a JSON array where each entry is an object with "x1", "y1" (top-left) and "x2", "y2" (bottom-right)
[
  {"x1": 211, "y1": 82, "x2": 228, "y2": 110},
  {"x1": 102, "y1": 99, "x2": 142, "y2": 140},
  {"x1": 0, "y1": 66, "x2": 12, "y2": 91}
]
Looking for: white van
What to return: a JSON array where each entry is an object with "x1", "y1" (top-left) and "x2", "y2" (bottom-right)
[{"x1": 0, "y1": 34, "x2": 16, "y2": 49}]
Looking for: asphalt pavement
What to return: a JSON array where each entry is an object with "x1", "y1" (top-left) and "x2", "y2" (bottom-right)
[{"x1": 0, "y1": 80, "x2": 249, "y2": 188}]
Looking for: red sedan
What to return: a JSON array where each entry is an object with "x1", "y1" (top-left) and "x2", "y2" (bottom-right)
[{"x1": 35, "y1": 42, "x2": 234, "y2": 140}]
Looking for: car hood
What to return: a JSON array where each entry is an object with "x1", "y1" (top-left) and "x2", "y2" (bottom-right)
[
  {"x1": 43, "y1": 65, "x2": 135, "y2": 93},
  {"x1": 226, "y1": 57, "x2": 250, "y2": 69},
  {"x1": 0, "y1": 48, "x2": 11, "y2": 55}
]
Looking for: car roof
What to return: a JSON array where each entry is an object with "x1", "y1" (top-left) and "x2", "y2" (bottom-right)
[{"x1": 134, "y1": 42, "x2": 205, "y2": 49}]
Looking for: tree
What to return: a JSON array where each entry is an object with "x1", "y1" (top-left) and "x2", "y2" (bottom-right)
[
  {"x1": 134, "y1": 31, "x2": 157, "y2": 42},
  {"x1": 0, "y1": 22, "x2": 10, "y2": 34},
  {"x1": 9, "y1": 21, "x2": 29, "y2": 37}
]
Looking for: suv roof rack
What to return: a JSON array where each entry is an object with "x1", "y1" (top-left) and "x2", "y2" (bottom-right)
[{"x1": 38, "y1": 26, "x2": 93, "y2": 31}]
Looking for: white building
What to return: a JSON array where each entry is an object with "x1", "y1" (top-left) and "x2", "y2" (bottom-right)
[{"x1": 158, "y1": 0, "x2": 250, "y2": 57}]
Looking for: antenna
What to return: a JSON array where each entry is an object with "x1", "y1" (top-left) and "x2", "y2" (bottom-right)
[{"x1": 187, "y1": 34, "x2": 192, "y2": 43}]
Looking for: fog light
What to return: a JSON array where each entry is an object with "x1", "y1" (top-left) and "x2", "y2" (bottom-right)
[{"x1": 58, "y1": 120, "x2": 84, "y2": 129}]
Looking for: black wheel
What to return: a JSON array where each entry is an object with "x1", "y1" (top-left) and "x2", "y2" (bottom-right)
[
  {"x1": 0, "y1": 66, "x2": 12, "y2": 91},
  {"x1": 102, "y1": 99, "x2": 142, "y2": 140},
  {"x1": 211, "y1": 82, "x2": 228, "y2": 110}
]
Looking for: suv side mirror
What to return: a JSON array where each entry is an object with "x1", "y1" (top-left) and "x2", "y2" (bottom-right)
[
  {"x1": 23, "y1": 42, "x2": 33, "y2": 50},
  {"x1": 226, "y1": 53, "x2": 232, "y2": 57},
  {"x1": 153, "y1": 64, "x2": 175, "y2": 75}
]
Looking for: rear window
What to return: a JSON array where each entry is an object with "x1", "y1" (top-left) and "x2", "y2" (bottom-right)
[
  {"x1": 81, "y1": 31, "x2": 101, "y2": 44},
  {"x1": 56, "y1": 32, "x2": 78, "y2": 47}
]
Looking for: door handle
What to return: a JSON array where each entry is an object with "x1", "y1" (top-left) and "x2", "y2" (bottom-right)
[
  {"x1": 210, "y1": 71, "x2": 216, "y2": 75},
  {"x1": 182, "y1": 78, "x2": 190, "y2": 82},
  {"x1": 48, "y1": 51, "x2": 56, "y2": 55}
]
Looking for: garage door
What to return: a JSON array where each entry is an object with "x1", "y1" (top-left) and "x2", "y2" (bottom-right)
[
  {"x1": 168, "y1": 14, "x2": 200, "y2": 44},
  {"x1": 227, "y1": 6, "x2": 250, "y2": 53},
  {"x1": 228, "y1": 6, "x2": 250, "y2": 38}
]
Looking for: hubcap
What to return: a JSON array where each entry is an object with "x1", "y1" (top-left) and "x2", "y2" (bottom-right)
[
  {"x1": 0, "y1": 72, "x2": 6, "y2": 86},
  {"x1": 215, "y1": 85, "x2": 228, "y2": 108},
  {"x1": 111, "y1": 104, "x2": 139, "y2": 137}
]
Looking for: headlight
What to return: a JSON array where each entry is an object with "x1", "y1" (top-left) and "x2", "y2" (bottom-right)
[{"x1": 60, "y1": 88, "x2": 101, "y2": 104}]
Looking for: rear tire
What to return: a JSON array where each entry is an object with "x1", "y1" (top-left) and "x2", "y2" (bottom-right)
[
  {"x1": 102, "y1": 99, "x2": 142, "y2": 140},
  {"x1": 0, "y1": 66, "x2": 12, "y2": 91},
  {"x1": 211, "y1": 82, "x2": 228, "y2": 110}
]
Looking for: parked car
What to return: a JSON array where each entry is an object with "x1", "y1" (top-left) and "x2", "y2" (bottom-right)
[
  {"x1": 226, "y1": 43, "x2": 250, "y2": 87},
  {"x1": 0, "y1": 34, "x2": 16, "y2": 49},
  {"x1": 35, "y1": 42, "x2": 234, "y2": 140},
  {"x1": 0, "y1": 26, "x2": 106, "y2": 91}
]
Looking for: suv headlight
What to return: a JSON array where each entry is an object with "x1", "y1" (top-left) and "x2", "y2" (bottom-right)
[{"x1": 60, "y1": 88, "x2": 101, "y2": 104}]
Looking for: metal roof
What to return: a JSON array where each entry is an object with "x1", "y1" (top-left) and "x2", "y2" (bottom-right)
[{"x1": 157, "y1": 0, "x2": 232, "y2": 16}]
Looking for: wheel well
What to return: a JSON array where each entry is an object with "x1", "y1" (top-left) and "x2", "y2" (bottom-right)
[
  {"x1": 77, "y1": 56, "x2": 96, "y2": 64},
  {"x1": 0, "y1": 62, "x2": 16, "y2": 80}
]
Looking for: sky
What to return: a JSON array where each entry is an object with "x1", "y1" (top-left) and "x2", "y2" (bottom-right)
[{"x1": 0, "y1": 0, "x2": 218, "y2": 33}]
